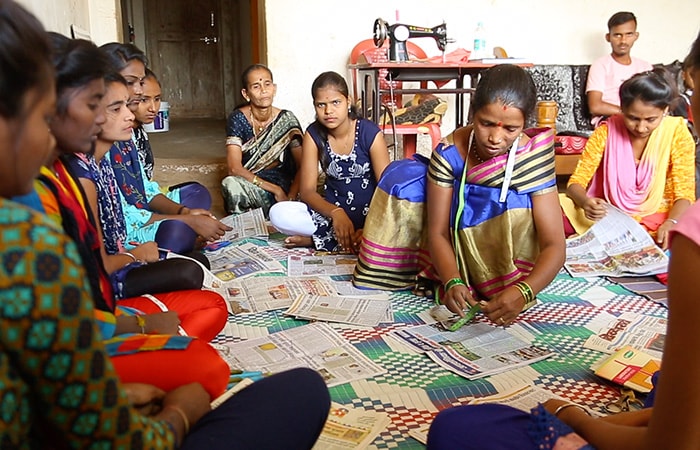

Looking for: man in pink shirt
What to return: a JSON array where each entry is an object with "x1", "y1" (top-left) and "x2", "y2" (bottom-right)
[{"x1": 586, "y1": 11, "x2": 653, "y2": 126}]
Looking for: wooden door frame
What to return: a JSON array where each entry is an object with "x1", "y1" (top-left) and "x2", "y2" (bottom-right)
[{"x1": 251, "y1": 0, "x2": 266, "y2": 64}]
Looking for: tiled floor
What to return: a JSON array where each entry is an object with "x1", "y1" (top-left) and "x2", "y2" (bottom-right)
[{"x1": 149, "y1": 119, "x2": 228, "y2": 216}]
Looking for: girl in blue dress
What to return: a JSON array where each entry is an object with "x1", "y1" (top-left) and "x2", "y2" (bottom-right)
[{"x1": 270, "y1": 71, "x2": 390, "y2": 252}]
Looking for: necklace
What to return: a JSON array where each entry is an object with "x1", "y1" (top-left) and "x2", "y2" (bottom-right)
[
  {"x1": 329, "y1": 121, "x2": 356, "y2": 154},
  {"x1": 469, "y1": 135, "x2": 486, "y2": 164},
  {"x1": 249, "y1": 109, "x2": 272, "y2": 134}
]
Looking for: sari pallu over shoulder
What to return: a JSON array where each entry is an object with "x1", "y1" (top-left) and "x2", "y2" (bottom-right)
[
  {"x1": 448, "y1": 128, "x2": 556, "y2": 300},
  {"x1": 353, "y1": 128, "x2": 556, "y2": 295},
  {"x1": 239, "y1": 109, "x2": 303, "y2": 174}
]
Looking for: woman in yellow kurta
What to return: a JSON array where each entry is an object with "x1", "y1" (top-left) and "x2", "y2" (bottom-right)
[{"x1": 563, "y1": 68, "x2": 695, "y2": 249}]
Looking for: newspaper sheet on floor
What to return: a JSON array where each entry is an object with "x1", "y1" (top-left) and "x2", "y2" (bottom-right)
[
  {"x1": 583, "y1": 311, "x2": 666, "y2": 359},
  {"x1": 216, "y1": 207, "x2": 268, "y2": 243},
  {"x1": 287, "y1": 254, "x2": 358, "y2": 276},
  {"x1": 389, "y1": 323, "x2": 553, "y2": 380},
  {"x1": 408, "y1": 384, "x2": 600, "y2": 444},
  {"x1": 223, "y1": 275, "x2": 338, "y2": 313},
  {"x1": 284, "y1": 294, "x2": 392, "y2": 327},
  {"x1": 564, "y1": 206, "x2": 668, "y2": 277},
  {"x1": 312, "y1": 402, "x2": 391, "y2": 450},
  {"x1": 208, "y1": 242, "x2": 284, "y2": 281},
  {"x1": 327, "y1": 274, "x2": 391, "y2": 298},
  {"x1": 221, "y1": 322, "x2": 386, "y2": 387}
]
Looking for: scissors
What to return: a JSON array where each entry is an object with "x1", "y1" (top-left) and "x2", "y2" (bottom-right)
[{"x1": 604, "y1": 388, "x2": 645, "y2": 414}]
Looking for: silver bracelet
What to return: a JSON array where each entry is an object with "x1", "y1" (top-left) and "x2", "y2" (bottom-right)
[
  {"x1": 665, "y1": 218, "x2": 678, "y2": 225},
  {"x1": 553, "y1": 403, "x2": 590, "y2": 417},
  {"x1": 122, "y1": 251, "x2": 138, "y2": 263}
]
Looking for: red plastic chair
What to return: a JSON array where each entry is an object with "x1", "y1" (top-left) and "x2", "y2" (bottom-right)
[{"x1": 349, "y1": 39, "x2": 443, "y2": 158}]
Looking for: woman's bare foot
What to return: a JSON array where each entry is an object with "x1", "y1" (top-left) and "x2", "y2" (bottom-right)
[{"x1": 284, "y1": 235, "x2": 313, "y2": 248}]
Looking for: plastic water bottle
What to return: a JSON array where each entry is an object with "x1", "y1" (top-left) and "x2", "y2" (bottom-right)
[{"x1": 473, "y1": 21, "x2": 487, "y2": 59}]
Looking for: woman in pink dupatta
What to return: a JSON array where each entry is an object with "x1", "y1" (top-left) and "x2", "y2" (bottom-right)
[{"x1": 563, "y1": 68, "x2": 695, "y2": 249}]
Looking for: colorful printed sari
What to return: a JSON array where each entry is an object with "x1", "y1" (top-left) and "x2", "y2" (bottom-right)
[
  {"x1": 33, "y1": 161, "x2": 190, "y2": 356},
  {"x1": 222, "y1": 109, "x2": 302, "y2": 215},
  {"x1": 354, "y1": 128, "x2": 556, "y2": 300}
]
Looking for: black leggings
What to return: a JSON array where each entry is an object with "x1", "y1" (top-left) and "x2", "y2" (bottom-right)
[
  {"x1": 122, "y1": 255, "x2": 207, "y2": 299},
  {"x1": 182, "y1": 368, "x2": 330, "y2": 450}
]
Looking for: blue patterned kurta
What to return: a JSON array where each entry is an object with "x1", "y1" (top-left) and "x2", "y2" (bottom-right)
[{"x1": 307, "y1": 118, "x2": 381, "y2": 251}]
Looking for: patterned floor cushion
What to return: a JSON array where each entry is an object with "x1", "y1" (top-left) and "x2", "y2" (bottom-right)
[{"x1": 555, "y1": 135, "x2": 588, "y2": 155}]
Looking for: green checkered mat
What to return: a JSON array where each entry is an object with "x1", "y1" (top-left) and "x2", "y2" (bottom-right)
[{"x1": 211, "y1": 242, "x2": 667, "y2": 449}]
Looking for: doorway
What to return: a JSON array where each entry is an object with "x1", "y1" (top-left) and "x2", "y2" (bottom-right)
[{"x1": 122, "y1": 0, "x2": 265, "y2": 119}]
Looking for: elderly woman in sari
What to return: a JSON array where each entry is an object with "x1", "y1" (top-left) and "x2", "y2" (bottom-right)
[
  {"x1": 221, "y1": 64, "x2": 303, "y2": 216},
  {"x1": 354, "y1": 65, "x2": 565, "y2": 326},
  {"x1": 562, "y1": 68, "x2": 696, "y2": 249}
]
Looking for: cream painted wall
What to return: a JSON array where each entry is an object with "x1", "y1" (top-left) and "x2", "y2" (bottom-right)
[
  {"x1": 17, "y1": 0, "x2": 120, "y2": 44},
  {"x1": 13, "y1": 0, "x2": 700, "y2": 130},
  {"x1": 265, "y1": 0, "x2": 700, "y2": 131}
]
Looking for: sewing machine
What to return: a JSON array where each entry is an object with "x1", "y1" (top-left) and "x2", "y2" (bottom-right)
[{"x1": 373, "y1": 18, "x2": 451, "y2": 61}]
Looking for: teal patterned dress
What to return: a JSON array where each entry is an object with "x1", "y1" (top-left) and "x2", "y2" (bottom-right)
[{"x1": 0, "y1": 198, "x2": 175, "y2": 448}]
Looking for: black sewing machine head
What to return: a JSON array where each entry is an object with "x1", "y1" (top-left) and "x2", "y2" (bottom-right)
[{"x1": 373, "y1": 18, "x2": 449, "y2": 62}]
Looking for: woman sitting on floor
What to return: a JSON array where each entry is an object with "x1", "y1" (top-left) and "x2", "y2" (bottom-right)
[
  {"x1": 62, "y1": 68, "x2": 222, "y2": 303},
  {"x1": 562, "y1": 68, "x2": 696, "y2": 249},
  {"x1": 101, "y1": 41, "x2": 230, "y2": 253},
  {"x1": 132, "y1": 68, "x2": 162, "y2": 180},
  {"x1": 27, "y1": 35, "x2": 229, "y2": 397},
  {"x1": 353, "y1": 65, "x2": 565, "y2": 327},
  {"x1": 221, "y1": 64, "x2": 304, "y2": 216},
  {"x1": 427, "y1": 32, "x2": 700, "y2": 450},
  {"x1": 0, "y1": 4, "x2": 331, "y2": 447},
  {"x1": 270, "y1": 71, "x2": 390, "y2": 252}
]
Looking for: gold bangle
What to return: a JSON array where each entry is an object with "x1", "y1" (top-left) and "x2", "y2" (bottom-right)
[
  {"x1": 164, "y1": 404, "x2": 190, "y2": 436},
  {"x1": 252, "y1": 175, "x2": 262, "y2": 187},
  {"x1": 514, "y1": 281, "x2": 534, "y2": 303},
  {"x1": 135, "y1": 315, "x2": 147, "y2": 334}
]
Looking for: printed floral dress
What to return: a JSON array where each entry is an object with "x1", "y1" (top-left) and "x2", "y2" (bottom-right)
[{"x1": 307, "y1": 118, "x2": 381, "y2": 251}]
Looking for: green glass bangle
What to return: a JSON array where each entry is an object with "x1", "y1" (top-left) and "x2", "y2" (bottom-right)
[{"x1": 444, "y1": 277, "x2": 466, "y2": 292}]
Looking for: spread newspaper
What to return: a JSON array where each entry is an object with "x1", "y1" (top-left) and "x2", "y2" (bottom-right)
[
  {"x1": 288, "y1": 254, "x2": 358, "y2": 277},
  {"x1": 564, "y1": 206, "x2": 668, "y2": 277},
  {"x1": 220, "y1": 322, "x2": 386, "y2": 387},
  {"x1": 223, "y1": 276, "x2": 338, "y2": 314},
  {"x1": 284, "y1": 294, "x2": 392, "y2": 327},
  {"x1": 583, "y1": 311, "x2": 666, "y2": 360},
  {"x1": 312, "y1": 402, "x2": 391, "y2": 449},
  {"x1": 208, "y1": 242, "x2": 285, "y2": 281},
  {"x1": 221, "y1": 275, "x2": 392, "y2": 317},
  {"x1": 215, "y1": 208, "x2": 268, "y2": 243},
  {"x1": 390, "y1": 323, "x2": 553, "y2": 380}
]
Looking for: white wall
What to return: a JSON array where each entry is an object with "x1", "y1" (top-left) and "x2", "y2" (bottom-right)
[
  {"x1": 14, "y1": 0, "x2": 700, "y2": 131},
  {"x1": 265, "y1": 0, "x2": 700, "y2": 131},
  {"x1": 17, "y1": 0, "x2": 120, "y2": 44}
]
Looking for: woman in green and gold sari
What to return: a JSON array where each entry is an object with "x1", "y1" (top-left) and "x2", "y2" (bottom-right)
[
  {"x1": 354, "y1": 65, "x2": 565, "y2": 326},
  {"x1": 222, "y1": 64, "x2": 303, "y2": 216}
]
